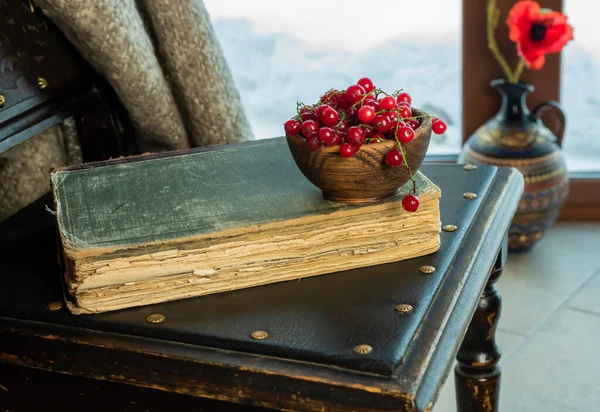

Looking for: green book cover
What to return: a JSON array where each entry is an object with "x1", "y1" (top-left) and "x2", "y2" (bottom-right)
[{"x1": 51, "y1": 138, "x2": 432, "y2": 252}]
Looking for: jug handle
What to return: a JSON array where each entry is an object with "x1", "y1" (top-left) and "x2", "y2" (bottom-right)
[{"x1": 531, "y1": 100, "x2": 566, "y2": 148}]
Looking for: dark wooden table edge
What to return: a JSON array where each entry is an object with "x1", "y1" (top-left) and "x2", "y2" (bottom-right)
[
  {"x1": 410, "y1": 167, "x2": 524, "y2": 411},
  {"x1": 0, "y1": 167, "x2": 525, "y2": 412},
  {"x1": 0, "y1": 316, "x2": 412, "y2": 412}
]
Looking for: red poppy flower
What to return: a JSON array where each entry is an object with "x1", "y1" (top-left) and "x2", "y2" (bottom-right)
[{"x1": 506, "y1": 0, "x2": 573, "y2": 70}]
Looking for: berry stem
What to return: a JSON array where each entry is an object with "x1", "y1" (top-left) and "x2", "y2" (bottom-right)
[{"x1": 392, "y1": 107, "x2": 417, "y2": 194}]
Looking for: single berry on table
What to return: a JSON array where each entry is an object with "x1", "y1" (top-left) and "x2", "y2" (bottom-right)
[
  {"x1": 317, "y1": 127, "x2": 336, "y2": 145},
  {"x1": 357, "y1": 77, "x2": 375, "y2": 94},
  {"x1": 379, "y1": 95, "x2": 396, "y2": 110},
  {"x1": 346, "y1": 126, "x2": 366, "y2": 146},
  {"x1": 320, "y1": 107, "x2": 340, "y2": 127},
  {"x1": 396, "y1": 92, "x2": 412, "y2": 105},
  {"x1": 339, "y1": 143, "x2": 357, "y2": 158},
  {"x1": 305, "y1": 133, "x2": 322, "y2": 150},
  {"x1": 357, "y1": 106, "x2": 376, "y2": 124},
  {"x1": 345, "y1": 84, "x2": 366, "y2": 104},
  {"x1": 284, "y1": 119, "x2": 301, "y2": 136},
  {"x1": 300, "y1": 107, "x2": 316, "y2": 122},
  {"x1": 396, "y1": 126, "x2": 415, "y2": 143},
  {"x1": 301, "y1": 119, "x2": 319, "y2": 137},
  {"x1": 373, "y1": 114, "x2": 392, "y2": 133},
  {"x1": 432, "y1": 118, "x2": 447, "y2": 134},
  {"x1": 402, "y1": 194, "x2": 420, "y2": 212},
  {"x1": 385, "y1": 148, "x2": 403, "y2": 167}
]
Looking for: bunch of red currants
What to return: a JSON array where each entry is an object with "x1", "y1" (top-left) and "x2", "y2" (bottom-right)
[{"x1": 283, "y1": 77, "x2": 447, "y2": 212}]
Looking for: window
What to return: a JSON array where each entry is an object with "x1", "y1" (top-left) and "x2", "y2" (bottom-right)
[
  {"x1": 205, "y1": 0, "x2": 462, "y2": 155},
  {"x1": 561, "y1": 1, "x2": 600, "y2": 172}
]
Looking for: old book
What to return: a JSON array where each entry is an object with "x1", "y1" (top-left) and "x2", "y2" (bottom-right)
[{"x1": 51, "y1": 138, "x2": 441, "y2": 314}]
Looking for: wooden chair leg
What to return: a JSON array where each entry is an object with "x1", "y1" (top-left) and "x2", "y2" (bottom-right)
[{"x1": 455, "y1": 239, "x2": 506, "y2": 412}]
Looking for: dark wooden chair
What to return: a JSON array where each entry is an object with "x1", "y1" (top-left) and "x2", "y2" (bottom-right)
[
  {"x1": 0, "y1": 0, "x2": 137, "y2": 160},
  {"x1": 0, "y1": 3, "x2": 525, "y2": 411}
]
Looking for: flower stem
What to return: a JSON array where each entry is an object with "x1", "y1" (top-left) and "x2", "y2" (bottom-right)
[
  {"x1": 513, "y1": 59, "x2": 526, "y2": 83},
  {"x1": 487, "y1": 0, "x2": 516, "y2": 82}
]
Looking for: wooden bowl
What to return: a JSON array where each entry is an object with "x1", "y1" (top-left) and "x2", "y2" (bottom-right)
[{"x1": 286, "y1": 108, "x2": 433, "y2": 202}]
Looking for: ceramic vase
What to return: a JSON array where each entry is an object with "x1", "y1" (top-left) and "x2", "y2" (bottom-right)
[{"x1": 458, "y1": 78, "x2": 568, "y2": 252}]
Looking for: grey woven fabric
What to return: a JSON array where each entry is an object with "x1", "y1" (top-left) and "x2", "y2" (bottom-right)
[
  {"x1": 34, "y1": 0, "x2": 189, "y2": 152},
  {"x1": 0, "y1": 126, "x2": 67, "y2": 222},
  {"x1": 139, "y1": 0, "x2": 253, "y2": 146},
  {"x1": 35, "y1": 0, "x2": 254, "y2": 151}
]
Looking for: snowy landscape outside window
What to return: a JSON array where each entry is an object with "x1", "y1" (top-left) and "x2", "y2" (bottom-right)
[
  {"x1": 205, "y1": 0, "x2": 462, "y2": 155},
  {"x1": 561, "y1": 1, "x2": 600, "y2": 172}
]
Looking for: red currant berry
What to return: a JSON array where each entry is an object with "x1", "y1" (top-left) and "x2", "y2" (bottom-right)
[
  {"x1": 357, "y1": 106, "x2": 376, "y2": 124},
  {"x1": 346, "y1": 126, "x2": 366, "y2": 146},
  {"x1": 386, "y1": 111, "x2": 399, "y2": 128},
  {"x1": 329, "y1": 132, "x2": 342, "y2": 146},
  {"x1": 301, "y1": 119, "x2": 319, "y2": 137},
  {"x1": 344, "y1": 106, "x2": 357, "y2": 119},
  {"x1": 379, "y1": 96, "x2": 396, "y2": 110},
  {"x1": 284, "y1": 119, "x2": 301, "y2": 136},
  {"x1": 337, "y1": 130, "x2": 347, "y2": 143},
  {"x1": 320, "y1": 90, "x2": 339, "y2": 104},
  {"x1": 385, "y1": 148, "x2": 403, "y2": 167},
  {"x1": 300, "y1": 107, "x2": 316, "y2": 122},
  {"x1": 305, "y1": 133, "x2": 322, "y2": 150},
  {"x1": 337, "y1": 119, "x2": 349, "y2": 132},
  {"x1": 368, "y1": 133, "x2": 386, "y2": 143},
  {"x1": 398, "y1": 105, "x2": 412, "y2": 119},
  {"x1": 363, "y1": 126, "x2": 376, "y2": 137},
  {"x1": 396, "y1": 92, "x2": 412, "y2": 105},
  {"x1": 432, "y1": 118, "x2": 447, "y2": 134},
  {"x1": 362, "y1": 99, "x2": 377, "y2": 109},
  {"x1": 336, "y1": 93, "x2": 351, "y2": 109},
  {"x1": 320, "y1": 107, "x2": 340, "y2": 127},
  {"x1": 345, "y1": 84, "x2": 366, "y2": 105},
  {"x1": 402, "y1": 194, "x2": 420, "y2": 212},
  {"x1": 315, "y1": 104, "x2": 330, "y2": 119},
  {"x1": 367, "y1": 93, "x2": 376, "y2": 100},
  {"x1": 396, "y1": 126, "x2": 415, "y2": 143},
  {"x1": 373, "y1": 114, "x2": 392, "y2": 133},
  {"x1": 317, "y1": 127, "x2": 335, "y2": 145},
  {"x1": 339, "y1": 143, "x2": 357, "y2": 158},
  {"x1": 357, "y1": 77, "x2": 375, "y2": 94},
  {"x1": 406, "y1": 119, "x2": 420, "y2": 130}
]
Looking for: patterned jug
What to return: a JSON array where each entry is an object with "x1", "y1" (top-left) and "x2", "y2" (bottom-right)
[{"x1": 458, "y1": 78, "x2": 568, "y2": 252}]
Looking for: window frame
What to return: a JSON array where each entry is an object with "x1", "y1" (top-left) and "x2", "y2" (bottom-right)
[{"x1": 455, "y1": 0, "x2": 598, "y2": 221}]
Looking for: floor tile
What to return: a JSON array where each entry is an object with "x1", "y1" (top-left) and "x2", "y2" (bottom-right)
[
  {"x1": 434, "y1": 330, "x2": 525, "y2": 411},
  {"x1": 500, "y1": 308, "x2": 600, "y2": 412},
  {"x1": 568, "y1": 270, "x2": 600, "y2": 315},
  {"x1": 497, "y1": 223, "x2": 600, "y2": 335}
]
